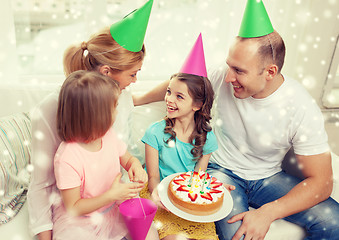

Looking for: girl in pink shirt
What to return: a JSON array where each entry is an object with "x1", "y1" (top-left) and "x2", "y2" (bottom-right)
[{"x1": 53, "y1": 70, "x2": 159, "y2": 240}]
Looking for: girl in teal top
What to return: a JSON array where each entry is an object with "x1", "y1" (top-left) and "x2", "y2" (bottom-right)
[
  {"x1": 141, "y1": 72, "x2": 219, "y2": 240},
  {"x1": 141, "y1": 119, "x2": 218, "y2": 181}
]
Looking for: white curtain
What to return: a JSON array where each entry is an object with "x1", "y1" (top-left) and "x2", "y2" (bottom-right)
[{"x1": 0, "y1": 0, "x2": 18, "y2": 83}]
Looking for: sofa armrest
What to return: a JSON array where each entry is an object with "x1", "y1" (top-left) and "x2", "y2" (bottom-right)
[{"x1": 330, "y1": 152, "x2": 339, "y2": 202}]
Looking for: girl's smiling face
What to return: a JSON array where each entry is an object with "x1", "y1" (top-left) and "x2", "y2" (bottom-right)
[{"x1": 165, "y1": 76, "x2": 200, "y2": 121}]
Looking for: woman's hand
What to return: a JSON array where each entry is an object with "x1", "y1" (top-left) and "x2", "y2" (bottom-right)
[{"x1": 107, "y1": 173, "x2": 144, "y2": 201}]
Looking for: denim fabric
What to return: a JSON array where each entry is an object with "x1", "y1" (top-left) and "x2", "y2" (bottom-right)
[{"x1": 207, "y1": 163, "x2": 339, "y2": 240}]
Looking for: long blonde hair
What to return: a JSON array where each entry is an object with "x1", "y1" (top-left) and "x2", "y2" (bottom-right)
[{"x1": 63, "y1": 27, "x2": 145, "y2": 76}]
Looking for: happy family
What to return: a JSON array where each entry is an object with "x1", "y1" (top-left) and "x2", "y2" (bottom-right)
[{"x1": 27, "y1": 0, "x2": 339, "y2": 240}]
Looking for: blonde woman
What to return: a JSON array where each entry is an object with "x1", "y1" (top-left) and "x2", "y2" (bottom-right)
[{"x1": 27, "y1": 1, "x2": 161, "y2": 239}]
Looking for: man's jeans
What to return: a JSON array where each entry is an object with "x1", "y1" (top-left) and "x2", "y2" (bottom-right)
[{"x1": 207, "y1": 163, "x2": 339, "y2": 240}]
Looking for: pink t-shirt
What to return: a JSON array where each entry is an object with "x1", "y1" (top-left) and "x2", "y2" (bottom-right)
[{"x1": 54, "y1": 128, "x2": 127, "y2": 212}]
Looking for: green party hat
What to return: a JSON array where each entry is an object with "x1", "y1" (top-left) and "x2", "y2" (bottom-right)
[
  {"x1": 110, "y1": 0, "x2": 153, "y2": 52},
  {"x1": 238, "y1": 0, "x2": 274, "y2": 38}
]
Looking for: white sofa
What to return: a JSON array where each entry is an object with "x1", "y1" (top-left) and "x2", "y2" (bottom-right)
[{"x1": 0, "y1": 84, "x2": 338, "y2": 240}]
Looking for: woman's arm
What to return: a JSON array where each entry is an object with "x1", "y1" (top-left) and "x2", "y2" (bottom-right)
[
  {"x1": 27, "y1": 93, "x2": 60, "y2": 239},
  {"x1": 133, "y1": 79, "x2": 170, "y2": 106}
]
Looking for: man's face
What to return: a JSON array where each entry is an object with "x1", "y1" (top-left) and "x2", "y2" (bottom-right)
[{"x1": 225, "y1": 39, "x2": 269, "y2": 99}]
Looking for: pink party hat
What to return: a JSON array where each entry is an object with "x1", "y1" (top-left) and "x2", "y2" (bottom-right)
[{"x1": 179, "y1": 33, "x2": 207, "y2": 77}]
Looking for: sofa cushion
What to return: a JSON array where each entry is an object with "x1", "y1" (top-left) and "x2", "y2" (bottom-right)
[{"x1": 0, "y1": 112, "x2": 31, "y2": 224}]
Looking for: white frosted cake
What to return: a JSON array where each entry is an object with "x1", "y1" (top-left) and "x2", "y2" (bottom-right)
[{"x1": 167, "y1": 171, "x2": 225, "y2": 215}]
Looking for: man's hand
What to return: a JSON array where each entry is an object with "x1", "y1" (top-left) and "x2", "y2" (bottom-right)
[{"x1": 228, "y1": 207, "x2": 274, "y2": 240}]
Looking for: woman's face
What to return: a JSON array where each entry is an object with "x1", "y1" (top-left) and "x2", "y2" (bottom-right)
[{"x1": 108, "y1": 61, "x2": 143, "y2": 90}]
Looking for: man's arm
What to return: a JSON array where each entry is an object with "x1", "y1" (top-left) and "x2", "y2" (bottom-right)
[
  {"x1": 271, "y1": 152, "x2": 333, "y2": 216},
  {"x1": 229, "y1": 151, "x2": 333, "y2": 240}
]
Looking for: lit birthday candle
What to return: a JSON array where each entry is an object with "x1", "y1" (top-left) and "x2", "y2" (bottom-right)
[
  {"x1": 206, "y1": 175, "x2": 212, "y2": 190},
  {"x1": 201, "y1": 172, "x2": 207, "y2": 192},
  {"x1": 189, "y1": 181, "x2": 194, "y2": 193},
  {"x1": 188, "y1": 171, "x2": 193, "y2": 187}
]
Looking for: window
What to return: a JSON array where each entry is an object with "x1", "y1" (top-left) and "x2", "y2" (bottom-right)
[
  {"x1": 1, "y1": 0, "x2": 338, "y2": 95},
  {"x1": 12, "y1": 0, "x2": 127, "y2": 82},
  {"x1": 6, "y1": 0, "x2": 202, "y2": 85},
  {"x1": 322, "y1": 34, "x2": 339, "y2": 109}
]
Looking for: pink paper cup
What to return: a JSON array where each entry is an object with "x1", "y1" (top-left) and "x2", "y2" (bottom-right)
[{"x1": 119, "y1": 198, "x2": 157, "y2": 240}]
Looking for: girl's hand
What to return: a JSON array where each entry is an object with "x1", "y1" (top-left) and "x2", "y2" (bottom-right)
[
  {"x1": 224, "y1": 183, "x2": 236, "y2": 192},
  {"x1": 128, "y1": 162, "x2": 148, "y2": 184},
  {"x1": 151, "y1": 188, "x2": 168, "y2": 211},
  {"x1": 107, "y1": 173, "x2": 144, "y2": 201}
]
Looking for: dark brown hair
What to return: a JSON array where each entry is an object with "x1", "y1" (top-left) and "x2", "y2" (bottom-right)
[
  {"x1": 164, "y1": 73, "x2": 214, "y2": 160},
  {"x1": 237, "y1": 30, "x2": 285, "y2": 74},
  {"x1": 57, "y1": 70, "x2": 120, "y2": 143},
  {"x1": 63, "y1": 27, "x2": 145, "y2": 76}
]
